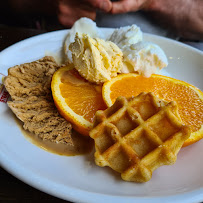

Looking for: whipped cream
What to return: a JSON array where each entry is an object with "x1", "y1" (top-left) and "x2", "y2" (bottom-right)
[
  {"x1": 108, "y1": 24, "x2": 143, "y2": 48},
  {"x1": 122, "y1": 42, "x2": 168, "y2": 77},
  {"x1": 64, "y1": 18, "x2": 168, "y2": 78}
]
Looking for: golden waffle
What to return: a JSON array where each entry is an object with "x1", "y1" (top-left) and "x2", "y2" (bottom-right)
[{"x1": 90, "y1": 92, "x2": 190, "y2": 182}]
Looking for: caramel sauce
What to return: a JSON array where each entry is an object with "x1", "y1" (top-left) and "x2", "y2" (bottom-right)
[{"x1": 16, "y1": 118, "x2": 94, "y2": 156}]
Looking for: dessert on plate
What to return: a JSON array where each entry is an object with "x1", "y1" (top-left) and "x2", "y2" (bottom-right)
[{"x1": 3, "y1": 17, "x2": 203, "y2": 183}]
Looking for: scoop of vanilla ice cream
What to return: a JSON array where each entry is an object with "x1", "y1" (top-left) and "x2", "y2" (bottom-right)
[
  {"x1": 108, "y1": 25, "x2": 143, "y2": 48},
  {"x1": 64, "y1": 17, "x2": 104, "y2": 63},
  {"x1": 69, "y1": 33, "x2": 123, "y2": 84},
  {"x1": 122, "y1": 42, "x2": 168, "y2": 77}
]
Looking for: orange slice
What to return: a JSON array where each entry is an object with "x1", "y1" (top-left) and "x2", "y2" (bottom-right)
[
  {"x1": 102, "y1": 73, "x2": 203, "y2": 146},
  {"x1": 51, "y1": 66, "x2": 107, "y2": 136}
]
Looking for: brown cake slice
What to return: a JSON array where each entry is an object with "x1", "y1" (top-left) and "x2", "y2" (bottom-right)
[{"x1": 4, "y1": 56, "x2": 73, "y2": 145}]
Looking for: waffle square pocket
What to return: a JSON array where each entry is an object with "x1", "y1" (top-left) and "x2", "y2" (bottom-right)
[{"x1": 90, "y1": 92, "x2": 191, "y2": 182}]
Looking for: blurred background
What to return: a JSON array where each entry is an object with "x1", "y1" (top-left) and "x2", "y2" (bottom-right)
[{"x1": 0, "y1": 0, "x2": 203, "y2": 51}]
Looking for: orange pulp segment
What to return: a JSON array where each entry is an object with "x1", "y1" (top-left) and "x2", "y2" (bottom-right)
[
  {"x1": 51, "y1": 66, "x2": 107, "y2": 135},
  {"x1": 102, "y1": 73, "x2": 203, "y2": 146}
]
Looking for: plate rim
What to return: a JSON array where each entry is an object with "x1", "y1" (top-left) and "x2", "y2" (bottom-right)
[
  {"x1": 0, "y1": 28, "x2": 202, "y2": 57},
  {"x1": 1, "y1": 148, "x2": 203, "y2": 203}
]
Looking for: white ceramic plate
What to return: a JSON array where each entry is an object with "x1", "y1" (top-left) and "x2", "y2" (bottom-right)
[{"x1": 0, "y1": 29, "x2": 203, "y2": 203}]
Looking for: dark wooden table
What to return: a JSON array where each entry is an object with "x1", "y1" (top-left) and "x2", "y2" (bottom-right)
[{"x1": 0, "y1": 26, "x2": 70, "y2": 203}]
